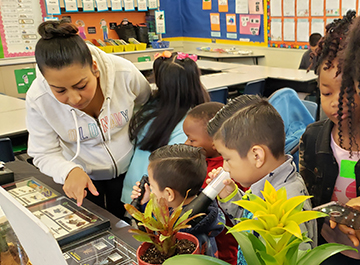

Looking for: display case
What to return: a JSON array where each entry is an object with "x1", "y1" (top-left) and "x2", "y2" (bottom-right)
[
  {"x1": 2, "y1": 177, "x2": 60, "y2": 207},
  {"x1": 27, "y1": 196, "x2": 110, "y2": 247},
  {"x1": 62, "y1": 231, "x2": 137, "y2": 265}
]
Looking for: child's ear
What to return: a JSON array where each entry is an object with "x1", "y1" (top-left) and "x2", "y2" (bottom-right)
[
  {"x1": 249, "y1": 145, "x2": 265, "y2": 168},
  {"x1": 164, "y1": 187, "x2": 176, "y2": 203}
]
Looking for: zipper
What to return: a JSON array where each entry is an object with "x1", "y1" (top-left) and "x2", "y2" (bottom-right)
[{"x1": 95, "y1": 117, "x2": 118, "y2": 178}]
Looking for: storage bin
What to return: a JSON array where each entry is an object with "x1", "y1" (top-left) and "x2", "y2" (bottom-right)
[
  {"x1": 135, "y1": 43, "x2": 147, "y2": 51},
  {"x1": 113, "y1": 46, "x2": 125, "y2": 52},
  {"x1": 151, "y1": 41, "x2": 170, "y2": 49},
  {"x1": 124, "y1": 44, "x2": 136, "y2": 52}
]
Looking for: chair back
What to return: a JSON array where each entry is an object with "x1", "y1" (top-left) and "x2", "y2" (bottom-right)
[
  {"x1": 268, "y1": 88, "x2": 315, "y2": 170},
  {"x1": 0, "y1": 138, "x2": 15, "y2": 162},
  {"x1": 209, "y1": 87, "x2": 228, "y2": 104},
  {"x1": 301, "y1": 99, "x2": 318, "y2": 120},
  {"x1": 244, "y1": 79, "x2": 266, "y2": 96}
]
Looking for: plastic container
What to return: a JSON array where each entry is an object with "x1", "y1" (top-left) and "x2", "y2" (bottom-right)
[
  {"x1": 151, "y1": 41, "x2": 170, "y2": 49},
  {"x1": 124, "y1": 44, "x2": 136, "y2": 52},
  {"x1": 113, "y1": 45, "x2": 125, "y2": 52},
  {"x1": 135, "y1": 43, "x2": 147, "y2": 51}
]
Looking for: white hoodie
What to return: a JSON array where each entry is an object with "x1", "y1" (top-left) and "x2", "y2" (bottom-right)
[{"x1": 26, "y1": 45, "x2": 151, "y2": 184}]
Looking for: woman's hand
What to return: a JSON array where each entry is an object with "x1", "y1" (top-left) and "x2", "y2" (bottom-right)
[
  {"x1": 206, "y1": 167, "x2": 236, "y2": 199},
  {"x1": 131, "y1": 181, "x2": 150, "y2": 205},
  {"x1": 63, "y1": 167, "x2": 98, "y2": 206},
  {"x1": 329, "y1": 196, "x2": 360, "y2": 247}
]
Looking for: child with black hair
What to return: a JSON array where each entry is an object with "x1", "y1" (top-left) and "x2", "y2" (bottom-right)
[
  {"x1": 209, "y1": 99, "x2": 316, "y2": 265},
  {"x1": 131, "y1": 144, "x2": 225, "y2": 257},
  {"x1": 121, "y1": 52, "x2": 210, "y2": 204},
  {"x1": 299, "y1": 32, "x2": 322, "y2": 70},
  {"x1": 26, "y1": 20, "x2": 150, "y2": 218},
  {"x1": 300, "y1": 10, "x2": 360, "y2": 262}
]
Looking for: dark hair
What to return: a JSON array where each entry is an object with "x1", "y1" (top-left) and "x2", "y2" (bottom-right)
[
  {"x1": 214, "y1": 99, "x2": 285, "y2": 159},
  {"x1": 187, "y1": 102, "x2": 224, "y2": 126},
  {"x1": 207, "y1": 94, "x2": 262, "y2": 137},
  {"x1": 148, "y1": 144, "x2": 207, "y2": 198},
  {"x1": 309, "y1": 33, "x2": 322, "y2": 47},
  {"x1": 338, "y1": 16, "x2": 360, "y2": 155},
  {"x1": 129, "y1": 52, "x2": 210, "y2": 152},
  {"x1": 35, "y1": 20, "x2": 93, "y2": 74},
  {"x1": 310, "y1": 10, "x2": 356, "y2": 74}
]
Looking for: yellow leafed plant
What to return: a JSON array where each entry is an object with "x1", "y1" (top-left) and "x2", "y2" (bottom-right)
[{"x1": 226, "y1": 180, "x2": 357, "y2": 265}]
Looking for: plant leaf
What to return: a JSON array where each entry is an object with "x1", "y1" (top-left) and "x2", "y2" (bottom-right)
[
  {"x1": 257, "y1": 250, "x2": 278, "y2": 265},
  {"x1": 124, "y1": 204, "x2": 145, "y2": 222},
  {"x1": 133, "y1": 234, "x2": 153, "y2": 243},
  {"x1": 232, "y1": 200, "x2": 268, "y2": 214},
  {"x1": 279, "y1": 196, "x2": 312, "y2": 219},
  {"x1": 296, "y1": 243, "x2": 358, "y2": 265},
  {"x1": 230, "y1": 231, "x2": 263, "y2": 265},
  {"x1": 285, "y1": 211, "x2": 328, "y2": 225},
  {"x1": 229, "y1": 219, "x2": 266, "y2": 234},
  {"x1": 159, "y1": 233, "x2": 171, "y2": 242},
  {"x1": 282, "y1": 220, "x2": 302, "y2": 239}
]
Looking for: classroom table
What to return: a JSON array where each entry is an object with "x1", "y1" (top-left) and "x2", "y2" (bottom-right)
[
  {"x1": 193, "y1": 51, "x2": 265, "y2": 64},
  {"x1": 0, "y1": 94, "x2": 26, "y2": 113},
  {"x1": 133, "y1": 60, "x2": 243, "y2": 73},
  {"x1": 5, "y1": 160, "x2": 141, "y2": 250}
]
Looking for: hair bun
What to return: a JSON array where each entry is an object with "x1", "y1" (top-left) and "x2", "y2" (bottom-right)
[{"x1": 38, "y1": 20, "x2": 79, "y2": 40}]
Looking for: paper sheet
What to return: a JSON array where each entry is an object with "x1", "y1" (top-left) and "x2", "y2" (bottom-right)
[
  {"x1": 137, "y1": 0, "x2": 147, "y2": 11},
  {"x1": 45, "y1": 0, "x2": 61, "y2": 15},
  {"x1": 297, "y1": 0, "x2": 309, "y2": 16},
  {"x1": 203, "y1": 0, "x2": 212, "y2": 10},
  {"x1": 124, "y1": 0, "x2": 134, "y2": 11},
  {"x1": 341, "y1": 0, "x2": 356, "y2": 15},
  {"x1": 235, "y1": 0, "x2": 248, "y2": 13},
  {"x1": 226, "y1": 14, "x2": 237, "y2": 32},
  {"x1": 83, "y1": 0, "x2": 95, "y2": 11},
  {"x1": 155, "y1": 10, "x2": 166, "y2": 34},
  {"x1": 249, "y1": 0, "x2": 263, "y2": 14},
  {"x1": 210, "y1": 13, "x2": 221, "y2": 31},
  {"x1": 218, "y1": 0, "x2": 228, "y2": 12},
  {"x1": 311, "y1": 19, "x2": 324, "y2": 35},
  {"x1": 270, "y1": 0, "x2": 281, "y2": 17},
  {"x1": 95, "y1": 0, "x2": 107, "y2": 11},
  {"x1": 148, "y1": 0, "x2": 157, "y2": 9},
  {"x1": 283, "y1": 0, "x2": 295, "y2": 17},
  {"x1": 283, "y1": 19, "x2": 295, "y2": 41},
  {"x1": 64, "y1": 0, "x2": 77, "y2": 11},
  {"x1": 240, "y1": 14, "x2": 260, "y2": 35},
  {"x1": 326, "y1": 0, "x2": 340, "y2": 16},
  {"x1": 297, "y1": 19, "x2": 309, "y2": 42},
  {"x1": 270, "y1": 19, "x2": 282, "y2": 41},
  {"x1": 311, "y1": 0, "x2": 324, "y2": 16}
]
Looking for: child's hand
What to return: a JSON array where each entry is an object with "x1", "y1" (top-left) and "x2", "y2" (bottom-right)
[
  {"x1": 329, "y1": 196, "x2": 360, "y2": 247},
  {"x1": 131, "y1": 181, "x2": 150, "y2": 205},
  {"x1": 207, "y1": 167, "x2": 236, "y2": 199}
]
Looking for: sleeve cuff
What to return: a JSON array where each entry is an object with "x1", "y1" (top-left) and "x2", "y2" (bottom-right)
[{"x1": 217, "y1": 184, "x2": 239, "y2": 203}]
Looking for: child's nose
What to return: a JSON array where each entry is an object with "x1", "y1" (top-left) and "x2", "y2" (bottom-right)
[{"x1": 68, "y1": 91, "x2": 81, "y2": 106}]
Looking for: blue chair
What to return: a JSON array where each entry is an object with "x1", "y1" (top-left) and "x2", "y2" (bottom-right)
[
  {"x1": 209, "y1": 87, "x2": 228, "y2": 104},
  {"x1": 244, "y1": 79, "x2": 266, "y2": 96},
  {"x1": 0, "y1": 138, "x2": 15, "y2": 162},
  {"x1": 268, "y1": 88, "x2": 315, "y2": 170},
  {"x1": 301, "y1": 99, "x2": 318, "y2": 120}
]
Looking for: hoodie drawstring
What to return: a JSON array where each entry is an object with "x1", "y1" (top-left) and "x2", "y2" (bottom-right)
[
  {"x1": 70, "y1": 109, "x2": 81, "y2": 162},
  {"x1": 106, "y1": 97, "x2": 111, "y2": 141}
]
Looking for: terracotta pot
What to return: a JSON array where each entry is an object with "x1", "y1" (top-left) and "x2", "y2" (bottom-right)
[{"x1": 136, "y1": 232, "x2": 200, "y2": 265}]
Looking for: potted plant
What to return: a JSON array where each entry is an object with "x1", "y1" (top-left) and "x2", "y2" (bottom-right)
[
  {"x1": 124, "y1": 193, "x2": 205, "y2": 265},
  {"x1": 225, "y1": 180, "x2": 357, "y2": 265}
]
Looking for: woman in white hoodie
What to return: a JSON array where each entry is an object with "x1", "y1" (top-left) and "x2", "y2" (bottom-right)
[{"x1": 26, "y1": 20, "x2": 151, "y2": 218}]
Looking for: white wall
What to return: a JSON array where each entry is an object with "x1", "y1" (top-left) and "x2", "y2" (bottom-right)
[{"x1": 166, "y1": 40, "x2": 307, "y2": 69}]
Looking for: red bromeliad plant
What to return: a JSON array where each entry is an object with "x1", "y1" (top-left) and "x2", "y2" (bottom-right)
[{"x1": 124, "y1": 193, "x2": 204, "y2": 259}]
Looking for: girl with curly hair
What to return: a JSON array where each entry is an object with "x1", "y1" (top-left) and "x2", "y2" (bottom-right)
[{"x1": 300, "y1": 10, "x2": 360, "y2": 263}]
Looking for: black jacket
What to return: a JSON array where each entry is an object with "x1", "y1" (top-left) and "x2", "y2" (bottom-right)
[{"x1": 299, "y1": 119, "x2": 360, "y2": 231}]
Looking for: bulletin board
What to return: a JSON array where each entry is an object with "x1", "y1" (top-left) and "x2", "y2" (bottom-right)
[
  {"x1": 161, "y1": 0, "x2": 267, "y2": 46},
  {"x1": 0, "y1": 0, "x2": 47, "y2": 58},
  {"x1": 267, "y1": 0, "x2": 359, "y2": 49}
]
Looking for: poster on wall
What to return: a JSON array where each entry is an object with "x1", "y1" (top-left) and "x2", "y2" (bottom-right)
[
  {"x1": 311, "y1": 0, "x2": 324, "y2": 16},
  {"x1": 236, "y1": 0, "x2": 248, "y2": 13},
  {"x1": 203, "y1": 0, "x2": 212, "y2": 10},
  {"x1": 296, "y1": 0, "x2": 309, "y2": 16},
  {"x1": 210, "y1": 13, "x2": 220, "y2": 31},
  {"x1": 64, "y1": 0, "x2": 78, "y2": 12},
  {"x1": 239, "y1": 14, "x2": 260, "y2": 35},
  {"x1": 283, "y1": 19, "x2": 295, "y2": 41},
  {"x1": 326, "y1": 0, "x2": 340, "y2": 16},
  {"x1": 45, "y1": 0, "x2": 61, "y2": 15},
  {"x1": 137, "y1": 0, "x2": 147, "y2": 11},
  {"x1": 124, "y1": 0, "x2": 135, "y2": 11},
  {"x1": 148, "y1": 0, "x2": 158, "y2": 9},
  {"x1": 155, "y1": 10, "x2": 166, "y2": 34},
  {"x1": 249, "y1": 0, "x2": 263, "y2": 14},
  {"x1": 226, "y1": 14, "x2": 237, "y2": 32},
  {"x1": 83, "y1": 0, "x2": 95, "y2": 12},
  {"x1": 218, "y1": 0, "x2": 228, "y2": 12},
  {"x1": 95, "y1": 0, "x2": 108, "y2": 11},
  {"x1": 0, "y1": 0, "x2": 46, "y2": 58},
  {"x1": 341, "y1": 0, "x2": 356, "y2": 15}
]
